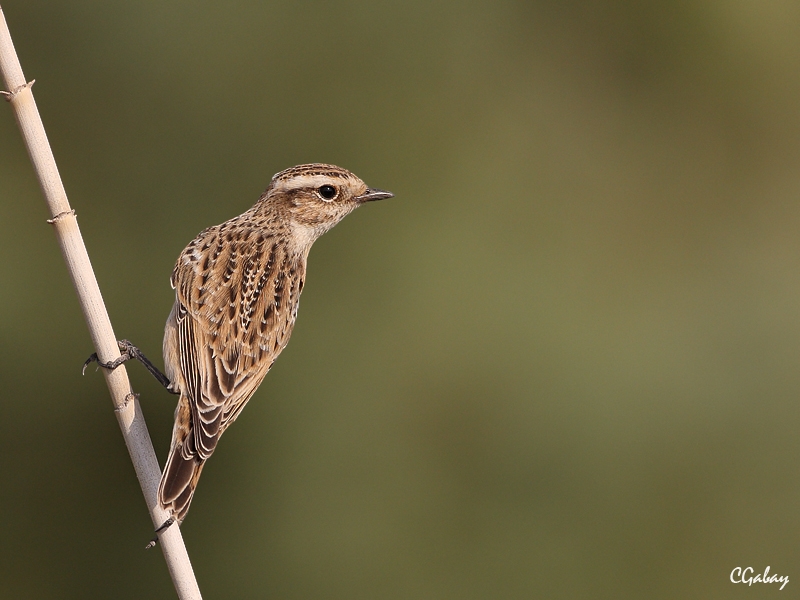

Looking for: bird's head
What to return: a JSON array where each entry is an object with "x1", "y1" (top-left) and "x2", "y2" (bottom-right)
[{"x1": 262, "y1": 163, "x2": 393, "y2": 248}]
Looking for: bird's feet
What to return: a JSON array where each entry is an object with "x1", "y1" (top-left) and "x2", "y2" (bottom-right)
[{"x1": 82, "y1": 339, "x2": 178, "y2": 394}]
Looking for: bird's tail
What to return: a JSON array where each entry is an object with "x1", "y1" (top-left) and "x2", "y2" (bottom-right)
[{"x1": 158, "y1": 396, "x2": 205, "y2": 523}]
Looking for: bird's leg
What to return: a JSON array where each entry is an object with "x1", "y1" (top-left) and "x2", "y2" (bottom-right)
[
  {"x1": 83, "y1": 339, "x2": 178, "y2": 394},
  {"x1": 145, "y1": 517, "x2": 176, "y2": 550}
]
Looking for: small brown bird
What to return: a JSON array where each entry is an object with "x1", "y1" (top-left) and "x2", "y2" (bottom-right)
[{"x1": 87, "y1": 164, "x2": 392, "y2": 524}]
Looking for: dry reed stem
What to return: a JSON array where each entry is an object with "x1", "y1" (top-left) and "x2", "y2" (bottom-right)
[{"x1": 0, "y1": 7, "x2": 202, "y2": 599}]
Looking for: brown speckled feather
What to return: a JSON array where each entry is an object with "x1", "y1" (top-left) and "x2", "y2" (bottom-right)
[
  {"x1": 157, "y1": 163, "x2": 393, "y2": 522},
  {"x1": 179, "y1": 221, "x2": 302, "y2": 454}
]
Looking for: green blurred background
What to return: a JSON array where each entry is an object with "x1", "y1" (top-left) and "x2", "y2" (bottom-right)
[{"x1": 1, "y1": 1, "x2": 799, "y2": 598}]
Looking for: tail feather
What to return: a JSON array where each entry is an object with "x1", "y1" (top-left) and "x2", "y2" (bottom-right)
[
  {"x1": 158, "y1": 395, "x2": 206, "y2": 523},
  {"x1": 158, "y1": 448, "x2": 205, "y2": 523}
]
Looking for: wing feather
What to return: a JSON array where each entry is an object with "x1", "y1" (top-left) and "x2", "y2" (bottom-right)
[{"x1": 169, "y1": 224, "x2": 303, "y2": 461}]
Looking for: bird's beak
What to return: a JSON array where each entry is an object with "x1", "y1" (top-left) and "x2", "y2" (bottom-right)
[{"x1": 357, "y1": 188, "x2": 394, "y2": 203}]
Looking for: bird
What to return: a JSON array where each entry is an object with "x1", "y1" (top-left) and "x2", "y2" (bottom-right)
[{"x1": 86, "y1": 163, "x2": 393, "y2": 524}]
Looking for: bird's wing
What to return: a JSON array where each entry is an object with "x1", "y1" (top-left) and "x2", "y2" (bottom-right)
[{"x1": 172, "y1": 225, "x2": 302, "y2": 460}]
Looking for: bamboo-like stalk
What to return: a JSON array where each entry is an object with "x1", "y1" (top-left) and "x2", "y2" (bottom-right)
[{"x1": 0, "y1": 7, "x2": 202, "y2": 599}]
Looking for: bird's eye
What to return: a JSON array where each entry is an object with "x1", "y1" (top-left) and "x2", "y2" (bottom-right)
[{"x1": 317, "y1": 185, "x2": 338, "y2": 201}]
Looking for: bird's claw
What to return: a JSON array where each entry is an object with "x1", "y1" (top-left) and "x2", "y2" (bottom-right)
[
  {"x1": 81, "y1": 340, "x2": 176, "y2": 392},
  {"x1": 145, "y1": 517, "x2": 176, "y2": 549},
  {"x1": 81, "y1": 353, "x2": 99, "y2": 375},
  {"x1": 81, "y1": 340, "x2": 135, "y2": 375}
]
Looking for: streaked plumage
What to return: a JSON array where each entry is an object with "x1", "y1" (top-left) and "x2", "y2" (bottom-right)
[{"x1": 157, "y1": 163, "x2": 392, "y2": 522}]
